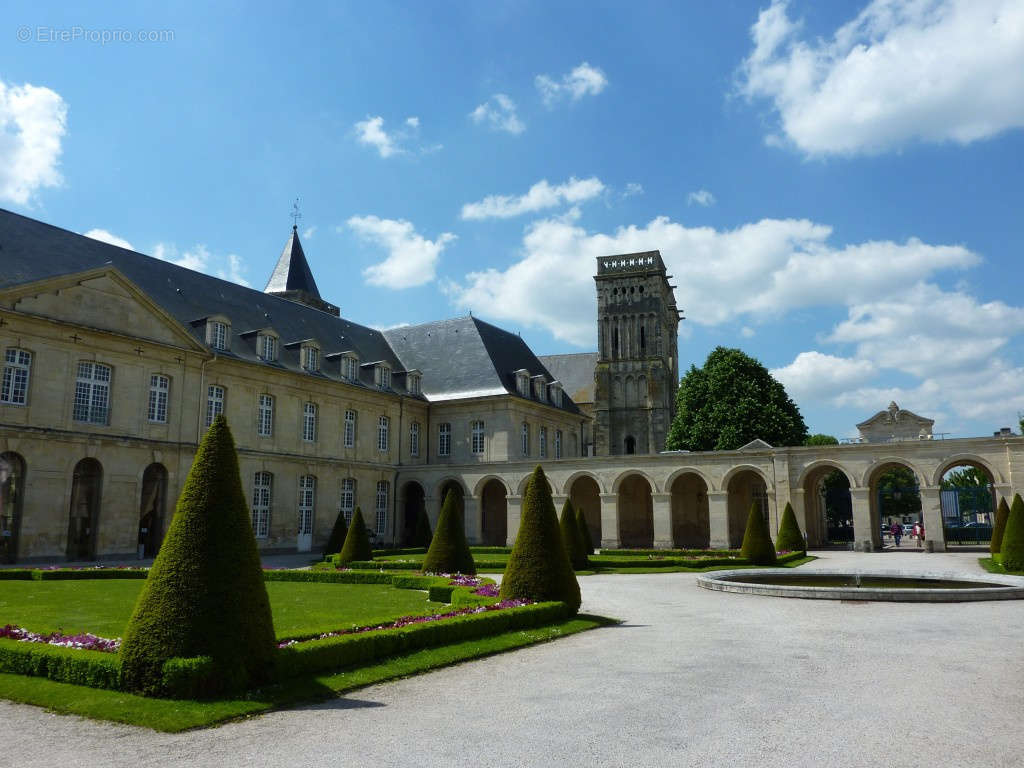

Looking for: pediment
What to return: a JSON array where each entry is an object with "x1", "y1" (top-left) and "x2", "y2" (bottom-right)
[{"x1": 738, "y1": 438, "x2": 773, "y2": 451}]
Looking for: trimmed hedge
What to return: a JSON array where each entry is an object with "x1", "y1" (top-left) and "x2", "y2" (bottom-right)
[
  {"x1": 468, "y1": 546, "x2": 512, "y2": 555},
  {"x1": 338, "y1": 507, "x2": 373, "y2": 565},
  {"x1": 276, "y1": 601, "x2": 567, "y2": 679},
  {"x1": 1000, "y1": 494, "x2": 1024, "y2": 571},
  {"x1": 775, "y1": 502, "x2": 806, "y2": 554},
  {"x1": 264, "y1": 569, "x2": 396, "y2": 585},
  {"x1": 0, "y1": 568, "x2": 149, "y2": 581},
  {"x1": 740, "y1": 502, "x2": 777, "y2": 566},
  {"x1": 342, "y1": 558, "x2": 509, "y2": 571},
  {"x1": 371, "y1": 547, "x2": 427, "y2": 557},
  {"x1": 991, "y1": 497, "x2": 1011, "y2": 555},
  {"x1": 422, "y1": 490, "x2": 476, "y2": 575},
  {"x1": 119, "y1": 415, "x2": 276, "y2": 697},
  {"x1": 500, "y1": 466, "x2": 581, "y2": 614},
  {"x1": 576, "y1": 507, "x2": 595, "y2": 556},
  {"x1": 597, "y1": 549, "x2": 737, "y2": 557},
  {"x1": 323, "y1": 510, "x2": 348, "y2": 556},
  {"x1": 559, "y1": 499, "x2": 590, "y2": 570},
  {"x1": 411, "y1": 504, "x2": 433, "y2": 549},
  {"x1": 0, "y1": 638, "x2": 121, "y2": 690}
]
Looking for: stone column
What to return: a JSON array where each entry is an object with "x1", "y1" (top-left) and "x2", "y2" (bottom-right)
[
  {"x1": 920, "y1": 486, "x2": 946, "y2": 552},
  {"x1": 505, "y1": 495, "x2": 522, "y2": 547},
  {"x1": 652, "y1": 492, "x2": 672, "y2": 549},
  {"x1": 464, "y1": 495, "x2": 482, "y2": 545},
  {"x1": 599, "y1": 493, "x2": 619, "y2": 549},
  {"x1": 708, "y1": 491, "x2": 729, "y2": 549},
  {"x1": 552, "y1": 494, "x2": 568, "y2": 517},
  {"x1": 850, "y1": 487, "x2": 874, "y2": 552},
  {"x1": 426, "y1": 495, "x2": 441, "y2": 529},
  {"x1": 791, "y1": 489, "x2": 813, "y2": 547}
]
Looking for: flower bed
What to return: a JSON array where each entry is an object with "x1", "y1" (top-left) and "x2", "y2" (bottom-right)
[{"x1": 0, "y1": 624, "x2": 120, "y2": 653}]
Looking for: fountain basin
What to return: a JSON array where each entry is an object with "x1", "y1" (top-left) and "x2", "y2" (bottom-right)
[{"x1": 696, "y1": 569, "x2": 1024, "y2": 602}]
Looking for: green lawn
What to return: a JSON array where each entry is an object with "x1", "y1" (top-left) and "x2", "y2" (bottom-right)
[
  {"x1": 979, "y1": 557, "x2": 1024, "y2": 576},
  {"x1": 0, "y1": 580, "x2": 445, "y2": 640}
]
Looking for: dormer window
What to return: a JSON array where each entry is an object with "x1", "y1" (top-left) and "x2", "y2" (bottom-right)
[
  {"x1": 407, "y1": 371, "x2": 422, "y2": 395},
  {"x1": 531, "y1": 375, "x2": 547, "y2": 401},
  {"x1": 548, "y1": 382, "x2": 563, "y2": 408},
  {"x1": 206, "y1": 318, "x2": 230, "y2": 351},
  {"x1": 257, "y1": 332, "x2": 278, "y2": 362},
  {"x1": 301, "y1": 343, "x2": 320, "y2": 373},
  {"x1": 341, "y1": 353, "x2": 359, "y2": 381},
  {"x1": 514, "y1": 369, "x2": 530, "y2": 397},
  {"x1": 376, "y1": 364, "x2": 391, "y2": 390}
]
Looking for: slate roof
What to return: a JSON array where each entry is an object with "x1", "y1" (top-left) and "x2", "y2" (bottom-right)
[
  {"x1": 383, "y1": 316, "x2": 581, "y2": 415},
  {"x1": 264, "y1": 226, "x2": 322, "y2": 298},
  {"x1": 537, "y1": 352, "x2": 598, "y2": 405}
]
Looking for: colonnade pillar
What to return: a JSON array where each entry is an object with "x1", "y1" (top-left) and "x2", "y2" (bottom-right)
[
  {"x1": 505, "y1": 495, "x2": 522, "y2": 547},
  {"x1": 708, "y1": 491, "x2": 729, "y2": 549},
  {"x1": 652, "y1": 492, "x2": 672, "y2": 549},
  {"x1": 464, "y1": 495, "x2": 481, "y2": 545},
  {"x1": 599, "y1": 493, "x2": 619, "y2": 549},
  {"x1": 851, "y1": 487, "x2": 874, "y2": 551},
  {"x1": 920, "y1": 486, "x2": 946, "y2": 552}
]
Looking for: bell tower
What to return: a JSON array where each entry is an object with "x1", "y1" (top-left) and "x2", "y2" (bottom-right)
[{"x1": 593, "y1": 251, "x2": 681, "y2": 455}]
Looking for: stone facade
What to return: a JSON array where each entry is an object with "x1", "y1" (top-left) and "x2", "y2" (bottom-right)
[
  {"x1": 593, "y1": 251, "x2": 680, "y2": 456},
  {"x1": 857, "y1": 401, "x2": 935, "y2": 443}
]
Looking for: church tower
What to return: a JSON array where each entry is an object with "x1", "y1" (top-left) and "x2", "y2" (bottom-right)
[
  {"x1": 593, "y1": 251, "x2": 680, "y2": 455},
  {"x1": 264, "y1": 225, "x2": 340, "y2": 316}
]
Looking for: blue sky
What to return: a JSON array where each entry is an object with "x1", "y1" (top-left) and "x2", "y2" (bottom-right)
[{"x1": 3, "y1": 0, "x2": 1023, "y2": 439}]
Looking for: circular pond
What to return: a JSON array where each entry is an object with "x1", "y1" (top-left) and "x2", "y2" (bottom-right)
[{"x1": 696, "y1": 569, "x2": 1024, "y2": 602}]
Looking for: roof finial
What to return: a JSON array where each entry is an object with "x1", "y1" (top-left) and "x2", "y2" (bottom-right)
[{"x1": 290, "y1": 198, "x2": 302, "y2": 231}]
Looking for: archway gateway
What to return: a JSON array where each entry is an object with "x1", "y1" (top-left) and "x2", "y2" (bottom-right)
[
  {"x1": 670, "y1": 472, "x2": 709, "y2": 548},
  {"x1": 868, "y1": 463, "x2": 922, "y2": 550},
  {"x1": 618, "y1": 474, "x2": 653, "y2": 548},
  {"x1": 68, "y1": 458, "x2": 102, "y2": 561},
  {"x1": 0, "y1": 452, "x2": 25, "y2": 564},
  {"x1": 801, "y1": 466, "x2": 852, "y2": 548},
  {"x1": 939, "y1": 463, "x2": 996, "y2": 545},
  {"x1": 138, "y1": 463, "x2": 167, "y2": 558},
  {"x1": 568, "y1": 475, "x2": 601, "y2": 547},
  {"x1": 400, "y1": 481, "x2": 425, "y2": 545},
  {"x1": 480, "y1": 479, "x2": 507, "y2": 546},
  {"x1": 726, "y1": 470, "x2": 768, "y2": 548}
]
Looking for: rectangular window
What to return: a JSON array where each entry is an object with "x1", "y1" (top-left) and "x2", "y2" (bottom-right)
[
  {"x1": 378, "y1": 365, "x2": 391, "y2": 389},
  {"x1": 555, "y1": 429, "x2": 562, "y2": 459},
  {"x1": 344, "y1": 409, "x2": 356, "y2": 448},
  {"x1": 258, "y1": 334, "x2": 277, "y2": 362},
  {"x1": 471, "y1": 420, "x2": 485, "y2": 455},
  {"x1": 340, "y1": 478, "x2": 355, "y2": 523},
  {"x1": 205, "y1": 384, "x2": 225, "y2": 427},
  {"x1": 375, "y1": 480, "x2": 389, "y2": 535},
  {"x1": 257, "y1": 394, "x2": 274, "y2": 437},
  {"x1": 410, "y1": 421, "x2": 420, "y2": 457},
  {"x1": 209, "y1": 321, "x2": 228, "y2": 351},
  {"x1": 298, "y1": 475, "x2": 315, "y2": 536},
  {"x1": 1, "y1": 348, "x2": 31, "y2": 405},
  {"x1": 302, "y1": 401, "x2": 318, "y2": 442},
  {"x1": 521, "y1": 422, "x2": 530, "y2": 456},
  {"x1": 147, "y1": 374, "x2": 170, "y2": 423},
  {"x1": 539, "y1": 426, "x2": 547, "y2": 458},
  {"x1": 342, "y1": 356, "x2": 358, "y2": 381},
  {"x1": 438, "y1": 422, "x2": 451, "y2": 456},
  {"x1": 302, "y1": 345, "x2": 320, "y2": 373},
  {"x1": 377, "y1": 415, "x2": 389, "y2": 452},
  {"x1": 252, "y1": 471, "x2": 272, "y2": 538},
  {"x1": 73, "y1": 361, "x2": 111, "y2": 424},
  {"x1": 517, "y1": 374, "x2": 529, "y2": 397},
  {"x1": 408, "y1": 374, "x2": 421, "y2": 395}
]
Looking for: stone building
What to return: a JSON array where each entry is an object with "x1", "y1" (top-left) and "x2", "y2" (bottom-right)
[{"x1": 856, "y1": 401, "x2": 935, "y2": 443}]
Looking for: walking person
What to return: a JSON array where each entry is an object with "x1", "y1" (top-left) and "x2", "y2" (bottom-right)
[
  {"x1": 890, "y1": 520, "x2": 903, "y2": 547},
  {"x1": 913, "y1": 520, "x2": 923, "y2": 548}
]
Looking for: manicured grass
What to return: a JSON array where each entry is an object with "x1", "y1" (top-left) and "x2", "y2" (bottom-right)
[
  {"x1": 0, "y1": 580, "x2": 445, "y2": 640},
  {"x1": 578, "y1": 555, "x2": 816, "y2": 575},
  {"x1": 978, "y1": 557, "x2": 1024, "y2": 576},
  {"x1": 0, "y1": 615, "x2": 612, "y2": 731}
]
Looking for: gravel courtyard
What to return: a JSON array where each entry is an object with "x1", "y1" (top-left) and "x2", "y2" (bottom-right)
[{"x1": 5, "y1": 550, "x2": 1023, "y2": 768}]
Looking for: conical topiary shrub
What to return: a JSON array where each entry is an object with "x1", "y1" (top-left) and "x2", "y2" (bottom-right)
[
  {"x1": 576, "y1": 505, "x2": 595, "y2": 555},
  {"x1": 991, "y1": 497, "x2": 1010, "y2": 555},
  {"x1": 422, "y1": 489, "x2": 476, "y2": 575},
  {"x1": 559, "y1": 498, "x2": 589, "y2": 570},
  {"x1": 775, "y1": 502, "x2": 805, "y2": 554},
  {"x1": 338, "y1": 507, "x2": 373, "y2": 565},
  {"x1": 119, "y1": 415, "x2": 276, "y2": 696},
  {"x1": 499, "y1": 466, "x2": 581, "y2": 614},
  {"x1": 999, "y1": 494, "x2": 1024, "y2": 571},
  {"x1": 740, "y1": 502, "x2": 777, "y2": 565},
  {"x1": 324, "y1": 510, "x2": 348, "y2": 556},
  {"x1": 412, "y1": 504, "x2": 432, "y2": 549}
]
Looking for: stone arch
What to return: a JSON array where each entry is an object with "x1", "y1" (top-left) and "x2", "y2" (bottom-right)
[
  {"x1": 725, "y1": 468, "x2": 769, "y2": 548},
  {"x1": 138, "y1": 463, "x2": 168, "y2": 558},
  {"x1": 669, "y1": 471, "x2": 709, "y2": 548},
  {"x1": 933, "y1": 456, "x2": 999, "y2": 533},
  {"x1": 930, "y1": 454, "x2": 1003, "y2": 487},
  {"x1": 68, "y1": 458, "x2": 102, "y2": 561},
  {"x1": 433, "y1": 476, "x2": 469, "y2": 504},
  {"x1": 473, "y1": 474, "x2": 513, "y2": 498},
  {"x1": 516, "y1": 473, "x2": 554, "y2": 497},
  {"x1": 618, "y1": 473, "x2": 653, "y2": 548},
  {"x1": 479, "y1": 479, "x2": 508, "y2": 546},
  {"x1": 665, "y1": 467, "x2": 715, "y2": 494},
  {"x1": 567, "y1": 474, "x2": 601, "y2": 547},
  {"x1": 794, "y1": 460, "x2": 857, "y2": 490},
  {"x1": 399, "y1": 480, "x2": 426, "y2": 545},
  {"x1": 721, "y1": 463, "x2": 772, "y2": 491},
  {"x1": 612, "y1": 469, "x2": 660, "y2": 494},
  {"x1": 0, "y1": 452, "x2": 26, "y2": 563},
  {"x1": 865, "y1": 459, "x2": 924, "y2": 549},
  {"x1": 801, "y1": 463, "x2": 852, "y2": 548},
  {"x1": 860, "y1": 458, "x2": 928, "y2": 490},
  {"x1": 561, "y1": 470, "x2": 607, "y2": 496}
]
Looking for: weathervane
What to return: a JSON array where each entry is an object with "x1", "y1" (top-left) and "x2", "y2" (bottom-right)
[{"x1": 291, "y1": 198, "x2": 302, "y2": 230}]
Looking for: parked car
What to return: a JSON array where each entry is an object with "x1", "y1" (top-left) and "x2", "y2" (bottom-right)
[{"x1": 903, "y1": 524, "x2": 915, "y2": 536}]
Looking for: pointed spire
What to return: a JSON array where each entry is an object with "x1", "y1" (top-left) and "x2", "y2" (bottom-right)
[{"x1": 264, "y1": 226, "x2": 322, "y2": 299}]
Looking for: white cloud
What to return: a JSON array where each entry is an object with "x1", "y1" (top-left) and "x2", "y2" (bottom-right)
[
  {"x1": 302, "y1": 225, "x2": 316, "y2": 240},
  {"x1": 152, "y1": 242, "x2": 249, "y2": 287},
  {"x1": 470, "y1": 94, "x2": 525, "y2": 135},
  {"x1": 354, "y1": 116, "x2": 400, "y2": 158},
  {"x1": 771, "y1": 351, "x2": 877, "y2": 400},
  {"x1": 740, "y1": 326, "x2": 755, "y2": 338},
  {"x1": 623, "y1": 182, "x2": 644, "y2": 198},
  {"x1": 687, "y1": 189, "x2": 716, "y2": 207},
  {"x1": 0, "y1": 79, "x2": 67, "y2": 205},
  {"x1": 738, "y1": 0, "x2": 1024, "y2": 156},
  {"x1": 405, "y1": 116, "x2": 419, "y2": 128},
  {"x1": 461, "y1": 177, "x2": 605, "y2": 220},
  {"x1": 348, "y1": 216, "x2": 456, "y2": 289},
  {"x1": 536, "y1": 62, "x2": 608, "y2": 106},
  {"x1": 84, "y1": 229, "x2": 134, "y2": 250},
  {"x1": 218, "y1": 253, "x2": 251, "y2": 288}
]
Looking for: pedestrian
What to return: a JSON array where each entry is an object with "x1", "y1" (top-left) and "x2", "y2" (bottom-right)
[
  {"x1": 890, "y1": 520, "x2": 902, "y2": 547},
  {"x1": 913, "y1": 521, "x2": 923, "y2": 548}
]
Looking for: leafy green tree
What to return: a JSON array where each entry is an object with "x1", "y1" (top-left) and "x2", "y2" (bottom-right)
[
  {"x1": 337, "y1": 507, "x2": 373, "y2": 565},
  {"x1": 999, "y1": 494, "x2": 1024, "y2": 571},
  {"x1": 665, "y1": 347, "x2": 808, "y2": 451},
  {"x1": 558, "y1": 499, "x2": 589, "y2": 570},
  {"x1": 775, "y1": 502, "x2": 805, "y2": 553},
  {"x1": 877, "y1": 467, "x2": 921, "y2": 521},
  {"x1": 323, "y1": 510, "x2": 348, "y2": 556},
  {"x1": 805, "y1": 434, "x2": 839, "y2": 446},
  {"x1": 422, "y1": 489, "x2": 476, "y2": 575},
  {"x1": 941, "y1": 467, "x2": 991, "y2": 490},
  {"x1": 991, "y1": 497, "x2": 1010, "y2": 555},
  {"x1": 500, "y1": 466, "x2": 581, "y2": 614},
  {"x1": 119, "y1": 416, "x2": 275, "y2": 696},
  {"x1": 740, "y1": 502, "x2": 777, "y2": 565},
  {"x1": 576, "y1": 506, "x2": 595, "y2": 555}
]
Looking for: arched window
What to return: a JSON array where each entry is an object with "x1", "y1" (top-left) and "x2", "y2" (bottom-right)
[{"x1": 624, "y1": 436, "x2": 636, "y2": 455}]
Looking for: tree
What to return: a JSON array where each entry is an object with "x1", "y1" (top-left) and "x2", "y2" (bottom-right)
[
  {"x1": 422, "y1": 489, "x2": 476, "y2": 575},
  {"x1": 941, "y1": 466, "x2": 991, "y2": 490},
  {"x1": 337, "y1": 507, "x2": 373, "y2": 565},
  {"x1": 665, "y1": 347, "x2": 808, "y2": 451},
  {"x1": 576, "y1": 506, "x2": 595, "y2": 555},
  {"x1": 499, "y1": 466, "x2": 581, "y2": 614},
  {"x1": 411, "y1": 505, "x2": 432, "y2": 549},
  {"x1": 775, "y1": 502, "x2": 805, "y2": 553},
  {"x1": 119, "y1": 416, "x2": 276, "y2": 696},
  {"x1": 877, "y1": 467, "x2": 921, "y2": 522},
  {"x1": 740, "y1": 502, "x2": 777, "y2": 565},
  {"x1": 323, "y1": 510, "x2": 348, "y2": 556},
  {"x1": 991, "y1": 497, "x2": 1010, "y2": 555},
  {"x1": 805, "y1": 434, "x2": 839, "y2": 446},
  {"x1": 999, "y1": 494, "x2": 1024, "y2": 571},
  {"x1": 559, "y1": 499, "x2": 589, "y2": 570}
]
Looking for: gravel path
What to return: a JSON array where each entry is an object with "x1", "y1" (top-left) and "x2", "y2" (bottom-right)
[{"x1": 4, "y1": 550, "x2": 1023, "y2": 767}]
